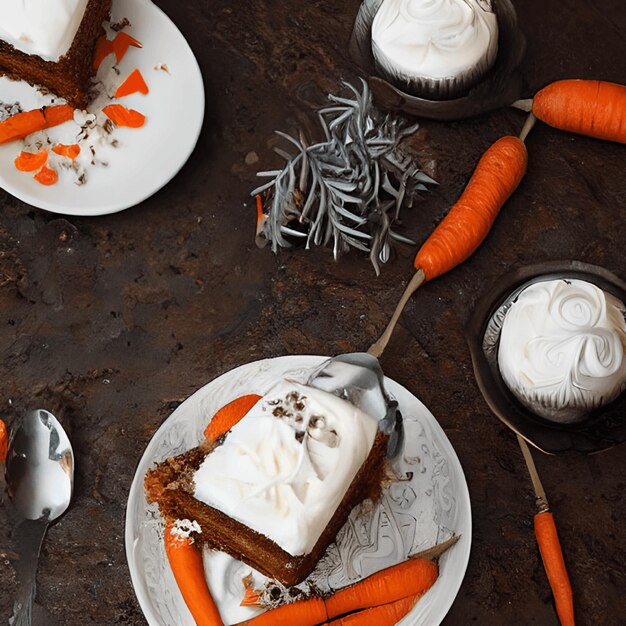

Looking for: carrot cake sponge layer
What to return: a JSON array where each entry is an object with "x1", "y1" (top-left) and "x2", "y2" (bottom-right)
[
  {"x1": 145, "y1": 380, "x2": 388, "y2": 586},
  {"x1": 0, "y1": 0, "x2": 112, "y2": 108}
]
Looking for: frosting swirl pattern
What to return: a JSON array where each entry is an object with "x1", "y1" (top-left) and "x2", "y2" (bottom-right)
[
  {"x1": 0, "y1": 0, "x2": 89, "y2": 62},
  {"x1": 498, "y1": 279, "x2": 626, "y2": 422},
  {"x1": 371, "y1": 0, "x2": 498, "y2": 88}
]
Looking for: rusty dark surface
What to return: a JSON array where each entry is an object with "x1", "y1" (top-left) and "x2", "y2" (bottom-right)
[{"x1": 0, "y1": 0, "x2": 625, "y2": 624}]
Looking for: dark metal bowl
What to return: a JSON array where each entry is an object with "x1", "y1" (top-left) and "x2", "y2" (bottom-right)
[
  {"x1": 466, "y1": 261, "x2": 626, "y2": 455},
  {"x1": 349, "y1": 0, "x2": 526, "y2": 121}
]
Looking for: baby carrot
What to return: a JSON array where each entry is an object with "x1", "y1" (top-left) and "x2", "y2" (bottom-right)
[
  {"x1": 0, "y1": 419, "x2": 7, "y2": 462},
  {"x1": 204, "y1": 394, "x2": 262, "y2": 441},
  {"x1": 14, "y1": 149, "x2": 48, "y2": 172},
  {"x1": 164, "y1": 521, "x2": 224, "y2": 626},
  {"x1": 115, "y1": 69, "x2": 149, "y2": 99},
  {"x1": 534, "y1": 511, "x2": 575, "y2": 626},
  {"x1": 0, "y1": 104, "x2": 74, "y2": 145},
  {"x1": 240, "y1": 557, "x2": 438, "y2": 626},
  {"x1": 533, "y1": 79, "x2": 626, "y2": 144},
  {"x1": 324, "y1": 594, "x2": 419, "y2": 625},
  {"x1": 414, "y1": 136, "x2": 527, "y2": 281}
]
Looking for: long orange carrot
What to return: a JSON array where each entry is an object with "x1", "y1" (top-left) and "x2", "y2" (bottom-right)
[
  {"x1": 204, "y1": 394, "x2": 262, "y2": 441},
  {"x1": 533, "y1": 79, "x2": 626, "y2": 144},
  {"x1": 241, "y1": 558, "x2": 438, "y2": 626},
  {"x1": 164, "y1": 521, "x2": 224, "y2": 626},
  {"x1": 0, "y1": 105, "x2": 74, "y2": 145},
  {"x1": 0, "y1": 419, "x2": 7, "y2": 462},
  {"x1": 14, "y1": 149, "x2": 48, "y2": 172},
  {"x1": 414, "y1": 136, "x2": 527, "y2": 281},
  {"x1": 534, "y1": 512, "x2": 575, "y2": 626},
  {"x1": 324, "y1": 594, "x2": 419, "y2": 625}
]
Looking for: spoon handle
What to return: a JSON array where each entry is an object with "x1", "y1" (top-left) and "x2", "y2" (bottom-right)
[{"x1": 12, "y1": 519, "x2": 49, "y2": 626}]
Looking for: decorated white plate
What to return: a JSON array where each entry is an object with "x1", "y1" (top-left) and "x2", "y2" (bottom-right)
[
  {"x1": 0, "y1": 0, "x2": 204, "y2": 216},
  {"x1": 125, "y1": 355, "x2": 472, "y2": 625}
]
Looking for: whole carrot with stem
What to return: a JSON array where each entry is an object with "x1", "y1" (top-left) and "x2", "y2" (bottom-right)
[
  {"x1": 239, "y1": 536, "x2": 458, "y2": 626},
  {"x1": 514, "y1": 79, "x2": 626, "y2": 144},
  {"x1": 369, "y1": 130, "x2": 528, "y2": 357}
]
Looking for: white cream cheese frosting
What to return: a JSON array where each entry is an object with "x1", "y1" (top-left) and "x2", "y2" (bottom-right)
[
  {"x1": 371, "y1": 0, "x2": 498, "y2": 92},
  {"x1": 193, "y1": 380, "x2": 378, "y2": 556},
  {"x1": 0, "y1": 0, "x2": 89, "y2": 62},
  {"x1": 498, "y1": 278, "x2": 626, "y2": 422}
]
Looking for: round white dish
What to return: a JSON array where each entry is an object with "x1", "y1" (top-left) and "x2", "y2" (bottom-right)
[
  {"x1": 0, "y1": 0, "x2": 204, "y2": 216},
  {"x1": 125, "y1": 355, "x2": 472, "y2": 626}
]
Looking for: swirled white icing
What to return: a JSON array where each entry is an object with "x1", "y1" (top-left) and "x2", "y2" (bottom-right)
[
  {"x1": 371, "y1": 0, "x2": 498, "y2": 83},
  {"x1": 0, "y1": 0, "x2": 89, "y2": 62},
  {"x1": 193, "y1": 380, "x2": 378, "y2": 556},
  {"x1": 498, "y1": 279, "x2": 626, "y2": 422}
]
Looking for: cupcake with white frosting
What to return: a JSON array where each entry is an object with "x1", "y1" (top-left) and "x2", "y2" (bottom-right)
[
  {"x1": 498, "y1": 278, "x2": 626, "y2": 423},
  {"x1": 371, "y1": 0, "x2": 499, "y2": 99}
]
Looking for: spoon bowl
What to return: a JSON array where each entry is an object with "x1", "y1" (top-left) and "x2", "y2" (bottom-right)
[{"x1": 5, "y1": 409, "x2": 74, "y2": 626}]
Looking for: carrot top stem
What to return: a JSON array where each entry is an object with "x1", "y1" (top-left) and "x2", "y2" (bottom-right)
[
  {"x1": 519, "y1": 112, "x2": 538, "y2": 143},
  {"x1": 367, "y1": 268, "x2": 426, "y2": 358}
]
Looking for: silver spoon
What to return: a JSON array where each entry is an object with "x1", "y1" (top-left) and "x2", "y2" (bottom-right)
[{"x1": 5, "y1": 409, "x2": 74, "y2": 626}]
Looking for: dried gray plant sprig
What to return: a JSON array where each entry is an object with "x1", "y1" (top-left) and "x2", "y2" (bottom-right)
[{"x1": 252, "y1": 79, "x2": 436, "y2": 274}]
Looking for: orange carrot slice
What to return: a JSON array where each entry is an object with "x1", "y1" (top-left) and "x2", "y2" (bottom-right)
[
  {"x1": 164, "y1": 521, "x2": 224, "y2": 626},
  {"x1": 52, "y1": 144, "x2": 81, "y2": 159},
  {"x1": 325, "y1": 594, "x2": 419, "y2": 625},
  {"x1": 14, "y1": 149, "x2": 48, "y2": 172},
  {"x1": 115, "y1": 69, "x2": 149, "y2": 98},
  {"x1": 534, "y1": 511, "x2": 575, "y2": 626},
  {"x1": 112, "y1": 32, "x2": 143, "y2": 64},
  {"x1": 34, "y1": 165, "x2": 58, "y2": 186},
  {"x1": 204, "y1": 394, "x2": 262, "y2": 441},
  {"x1": 102, "y1": 104, "x2": 146, "y2": 128},
  {"x1": 93, "y1": 35, "x2": 114, "y2": 71},
  {"x1": 242, "y1": 558, "x2": 438, "y2": 625},
  {"x1": 0, "y1": 419, "x2": 8, "y2": 463},
  {"x1": 0, "y1": 104, "x2": 74, "y2": 145}
]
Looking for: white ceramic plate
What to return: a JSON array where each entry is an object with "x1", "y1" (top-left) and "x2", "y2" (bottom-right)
[
  {"x1": 126, "y1": 356, "x2": 472, "y2": 626},
  {"x1": 0, "y1": 0, "x2": 204, "y2": 216}
]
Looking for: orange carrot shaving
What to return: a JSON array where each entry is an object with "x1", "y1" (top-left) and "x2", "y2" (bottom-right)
[
  {"x1": 93, "y1": 35, "x2": 114, "y2": 71},
  {"x1": 14, "y1": 149, "x2": 48, "y2": 172},
  {"x1": 0, "y1": 419, "x2": 8, "y2": 463},
  {"x1": 204, "y1": 394, "x2": 262, "y2": 441},
  {"x1": 533, "y1": 79, "x2": 626, "y2": 144},
  {"x1": 240, "y1": 587, "x2": 262, "y2": 608},
  {"x1": 164, "y1": 521, "x2": 224, "y2": 626},
  {"x1": 324, "y1": 594, "x2": 419, "y2": 625},
  {"x1": 111, "y1": 32, "x2": 143, "y2": 64},
  {"x1": 102, "y1": 104, "x2": 146, "y2": 128},
  {"x1": 241, "y1": 557, "x2": 438, "y2": 626},
  {"x1": 34, "y1": 165, "x2": 58, "y2": 186},
  {"x1": 115, "y1": 68, "x2": 149, "y2": 98},
  {"x1": 0, "y1": 104, "x2": 74, "y2": 145},
  {"x1": 52, "y1": 144, "x2": 81, "y2": 159},
  {"x1": 534, "y1": 512, "x2": 575, "y2": 626},
  {"x1": 414, "y1": 135, "x2": 527, "y2": 281},
  {"x1": 256, "y1": 195, "x2": 264, "y2": 231}
]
